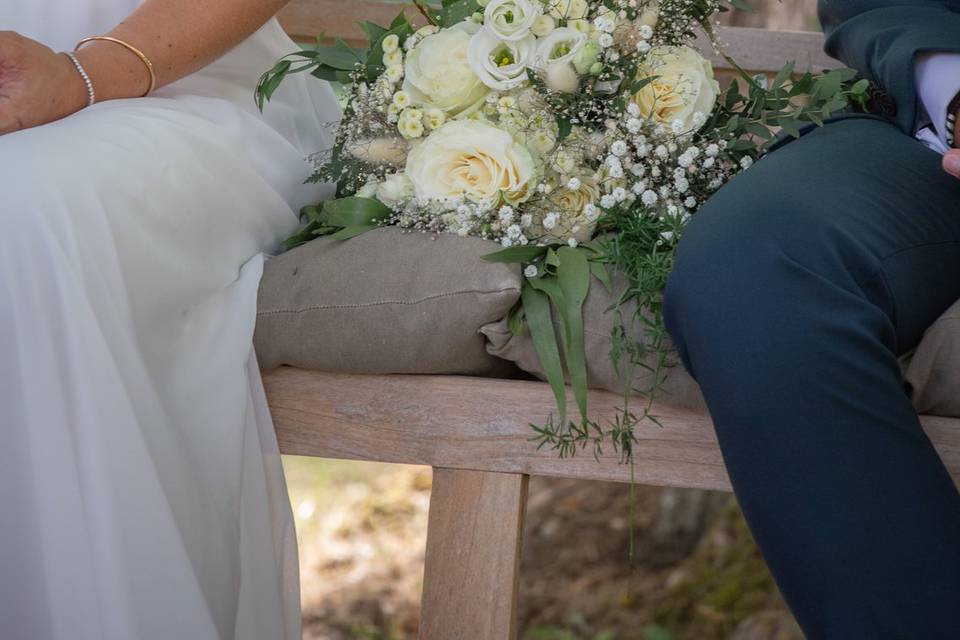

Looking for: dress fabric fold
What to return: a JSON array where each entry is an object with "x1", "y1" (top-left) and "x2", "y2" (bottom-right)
[{"x1": 0, "y1": 2, "x2": 337, "y2": 638}]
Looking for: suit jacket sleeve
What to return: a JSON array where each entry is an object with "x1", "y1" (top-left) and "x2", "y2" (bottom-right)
[{"x1": 818, "y1": 0, "x2": 960, "y2": 134}]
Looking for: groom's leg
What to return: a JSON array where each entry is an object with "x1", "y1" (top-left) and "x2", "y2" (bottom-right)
[{"x1": 663, "y1": 118, "x2": 960, "y2": 639}]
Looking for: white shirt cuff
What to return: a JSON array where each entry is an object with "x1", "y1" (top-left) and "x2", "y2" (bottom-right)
[{"x1": 915, "y1": 53, "x2": 960, "y2": 147}]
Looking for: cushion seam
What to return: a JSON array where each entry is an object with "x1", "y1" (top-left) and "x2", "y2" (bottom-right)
[{"x1": 258, "y1": 287, "x2": 521, "y2": 315}]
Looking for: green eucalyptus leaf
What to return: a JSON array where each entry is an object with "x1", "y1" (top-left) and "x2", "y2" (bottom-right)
[
  {"x1": 556, "y1": 246, "x2": 591, "y2": 420},
  {"x1": 322, "y1": 197, "x2": 391, "y2": 227},
  {"x1": 482, "y1": 245, "x2": 549, "y2": 263},
  {"x1": 438, "y1": 0, "x2": 480, "y2": 27},
  {"x1": 522, "y1": 282, "x2": 567, "y2": 426},
  {"x1": 329, "y1": 225, "x2": 377, "y2": 241}
]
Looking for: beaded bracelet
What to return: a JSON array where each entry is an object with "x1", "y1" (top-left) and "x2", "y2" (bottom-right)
[{"x1": 64, "y1": 51, "x2": 96, "y2": 107}]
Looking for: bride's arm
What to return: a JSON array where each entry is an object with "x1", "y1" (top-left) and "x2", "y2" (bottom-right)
[{"x1": 0, "y1": 0, "x2": 290, "y2": 135}]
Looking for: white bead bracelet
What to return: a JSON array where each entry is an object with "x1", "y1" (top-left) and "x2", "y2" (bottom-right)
[{"x1": 64, "y1": 51, "x2": 96, "y2": 108}]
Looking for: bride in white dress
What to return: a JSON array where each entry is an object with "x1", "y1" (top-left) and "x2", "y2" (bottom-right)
[{"x1": 0, "y1": 1, "x2": 337, "y2": 638}]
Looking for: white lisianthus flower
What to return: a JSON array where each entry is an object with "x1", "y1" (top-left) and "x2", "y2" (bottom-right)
[
  {"x1": 382, "y1": 34, "x2": 400, "y2": 54},
  {"x1": 531, "y1": 14, "x2": 556, "y2": 37},
  {"x1": 534, "y1": 27, "x2": 587, "y2": 70},
  {"x1": 403, "y1": 22, "x2": 489, "y2": 117},
  {"x1": 468, "y1": 29, "x2": 536, "y2": 90},
  {"x1": 484, "y1": 0, "x2": 539, "y2": 41},
  {"x1": 376, "y1": 172, "x2": 415, "y2": 207},
  {"x1": 547, "y1": 0, "x2": 589, "y2": 22},
  {"x1": 405, "y1": 120, "x2": 539, "y2": 205},
  {"x1": 630, "y1": 45, "x2": 720, "y2": 134}
]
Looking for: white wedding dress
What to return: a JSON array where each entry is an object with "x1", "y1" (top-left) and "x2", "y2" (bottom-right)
[{"x1": 0, "y1": 2, "x2": 338, "y2": 639}]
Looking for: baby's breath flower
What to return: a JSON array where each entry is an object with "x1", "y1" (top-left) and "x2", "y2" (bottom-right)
[
  {"x1": 636, "y1": 40, "x2": 651, "y2": 53},
  {"x1": 597, "y1": 33, "x2": 614, "y2": 48},
  {"x1": 610, "y1": 140, "x2": 628, "y2": 156},
  {"x1": 655, "y1": 144, "x2": 668, "y2": 159},
  {"x1": 524, "y1": 264, "x2": 539, "y2": 278},
  {"x1": 684, "y1": 196, "x2": 697, "y2": 208},
  {"x1": 612, "y1": 186, "x2": 628, "y2": 201},
  {"x1": 705, "y1": 143, "x2": 719, "y2": 156},
  {"x1": 567, "y1": 176, "x2": 582, "y2": 190},
  {"x1": 641, "y1": 189, "x2": 658, "y2": 205},
  {"x1": 542, "y1": 212, "x2": 559, "y2": 230},
  {"x1": 740, "y1": 156, "x2": 754, "y2": 169},
  {"x1": 600, "y1": 194, "x2": 616, "y2": 208},
  {"x1": 567, "y1": 237, "x2": 578, "y2": 247}
]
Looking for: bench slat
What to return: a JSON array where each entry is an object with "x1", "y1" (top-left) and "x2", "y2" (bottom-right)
[{"x1": 264, "y1": 368, "x2": 960, "y2": 491}]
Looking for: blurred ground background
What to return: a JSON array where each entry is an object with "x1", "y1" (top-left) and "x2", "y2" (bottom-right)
[{"x1": 285, "y1": 2, "x2": 819, "y2": 639}]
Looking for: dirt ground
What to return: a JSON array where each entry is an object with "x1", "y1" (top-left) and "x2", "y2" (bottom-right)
[{"x1": 284, "y1": 459, "x2": 803, "y2": 640}]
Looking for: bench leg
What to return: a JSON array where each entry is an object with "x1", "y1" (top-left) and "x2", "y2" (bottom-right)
[{"x1": 419, "y1": 468, "x2": 529, "y2": 640}]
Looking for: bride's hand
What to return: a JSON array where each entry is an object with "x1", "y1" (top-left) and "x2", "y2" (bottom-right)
[{"x1": 0, "y1": 31, "x2": 88, "y2": 135}]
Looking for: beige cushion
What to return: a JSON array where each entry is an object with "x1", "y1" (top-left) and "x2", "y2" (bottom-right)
[
  {"x1": 255, "y1": 228, "x2": 522, "y2": 376},
  {"x1": 483, "y1": 278, "x2": 960, "y2": 419},
  {"x1": 482, "y1": 275, "x2": 708, "y2": 413},
  {"x1": 900, "y1": 299, "x2": 960, "y2": 418}
]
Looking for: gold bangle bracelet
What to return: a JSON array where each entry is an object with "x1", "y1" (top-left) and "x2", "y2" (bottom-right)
[{"x1": 75, "y1": 36, "x2": 157, "y2": 97}]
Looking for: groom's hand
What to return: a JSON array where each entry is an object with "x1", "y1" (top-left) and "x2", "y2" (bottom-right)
[
  {"x1": 0, "y1": 31, "x2": 88, "y2": 135},
  {"x1": 947, "y1": 149, "x2": 960, "y2": 179}
]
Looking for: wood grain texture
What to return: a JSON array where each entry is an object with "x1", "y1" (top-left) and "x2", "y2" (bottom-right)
[
  {"x1": 276, "y1": 0, "x2": 841, "y2": 72},
  {"x1": 265, "y1": 367, "x2": 731, "y2": 491},
  {"x1": 419, "y1": 469, "x2": 528, "y2": 640},
  {"x1": 264, "y1": 368, "x2": 960, "y2": 492}
]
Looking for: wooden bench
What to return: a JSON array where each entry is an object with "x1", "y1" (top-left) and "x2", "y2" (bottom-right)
[{"x1": 268, "y1": 3, "x2": 960, "y2": 637}]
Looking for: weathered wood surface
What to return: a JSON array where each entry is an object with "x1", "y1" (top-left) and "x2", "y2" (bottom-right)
[
  {"x1": 263, "y1": 368, "x2": 960, "y2": 492},
  {"x1": 277, "y1": 0, "x2": 841, "y2": 72},
  {"x1": 419, "y1": 469, "x2": 528, "y2": 640}
]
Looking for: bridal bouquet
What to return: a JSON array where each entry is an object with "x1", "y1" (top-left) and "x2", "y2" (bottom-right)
[{"x1": 258, "y1": 0, "x2": 867, "y2": 460}]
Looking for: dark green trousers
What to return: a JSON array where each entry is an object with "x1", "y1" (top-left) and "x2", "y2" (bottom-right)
[{"x1": 663, "y1": 117, "x2": 960, "y2": 638}]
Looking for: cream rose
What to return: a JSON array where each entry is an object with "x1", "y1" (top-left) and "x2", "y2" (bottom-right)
[
  {"x1": 402, "y1": 22, "x2": 489, "y2": 117},
  {"x1": 468, "y1": 29, "x2": 536, "y2": 90},
  {"x1": 405, "y1": 120, "x2": 539, "y2": 205},
  {"x1": 484, "y1": 0, "x2": 539, "y2": 41},
  {"x1": 631, "y1": 45, "x2": 719, "y2": 133}
]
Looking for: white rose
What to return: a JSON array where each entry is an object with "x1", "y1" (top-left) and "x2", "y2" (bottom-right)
[
  {"x1": 405, "y1": 120, "x2": 539, "y2": 205},
  {"x1": 376, "y1": 172, "x2": 414, "y2": 207},
  {"x1": 630, "y1": 45, "x2": 719, "y2": 133},
  {"x1": 546, "y1": 0, "x2": 589, "y2": 21},
  {"x1": 534, "y1": 27, "x2": 586, "y2": 70},
  {"x1": 468, "y1": 29, "x2": 536, "y2": 90},
  {"x1": 484, "y1": 0, "x2": 539, "y2": 41},
  {"x1": 403, "y1": 22, "x2": 489, "y2": 117}
]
